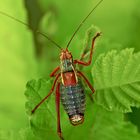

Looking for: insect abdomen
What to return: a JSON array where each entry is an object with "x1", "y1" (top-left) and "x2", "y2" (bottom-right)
[{"x1": 60, "y1": 79, "x2": 85, "y2": 125}]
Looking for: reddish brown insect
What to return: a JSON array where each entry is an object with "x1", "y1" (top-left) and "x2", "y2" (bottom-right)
[
  {"x1": 0, "y1": 0, "x2": 103, "y2": 139},
  {"x1": 31, "y1": 1, "x2": 102, "y2": 139}
]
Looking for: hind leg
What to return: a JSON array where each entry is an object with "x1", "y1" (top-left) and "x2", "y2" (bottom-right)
[{"x1": 56, "y1": 83, "x2": 64, "y2": 140}]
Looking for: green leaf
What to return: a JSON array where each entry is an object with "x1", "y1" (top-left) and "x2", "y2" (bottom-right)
[
  {"x1": 25, "y1": 79, "x2": 140, "y2": 140},
  {"x1": 92, "y1": 48, "x2": 140, "y2": 112},
  {"x1": 90, "y1": 104, "x2": 140, "y2": 140},
  {"x1": 19, "y1": 128, "x2": 38, "y2": 140},
  {"x1": 80, "y1": 25, "x2": 100, "y2": 61},
  {"x1": 25, "y1": 79, "x2": 59, "y2": 140}
]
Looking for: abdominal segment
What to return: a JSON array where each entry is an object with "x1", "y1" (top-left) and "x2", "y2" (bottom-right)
[{"x1": 60, "y1": 80, "x2": 85, "y2": 125}]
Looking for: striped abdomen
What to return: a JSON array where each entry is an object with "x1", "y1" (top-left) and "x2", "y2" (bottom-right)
[{"x1": 60, "y1": 79, "x2": 85, "y2": 125}]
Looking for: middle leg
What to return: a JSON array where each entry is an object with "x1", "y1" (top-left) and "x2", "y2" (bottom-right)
[{"x1": 77, "y1": 71, "x2": 95, "y2": 101}]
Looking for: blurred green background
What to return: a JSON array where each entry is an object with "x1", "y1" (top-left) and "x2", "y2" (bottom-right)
[{"x1": 0, "y1": 0, "x2": 140, "y2": 139}]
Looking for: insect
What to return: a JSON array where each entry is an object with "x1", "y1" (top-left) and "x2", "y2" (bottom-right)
[{"x1": 0, "y1": 0, "x2": 103, "y2": 139}]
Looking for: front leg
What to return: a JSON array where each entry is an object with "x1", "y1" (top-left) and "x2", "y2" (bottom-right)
[
  {"x1": 74, "y1": 32, "x2": 101, "y2": 66},
  {"x1": 77, "y1": 71, "x2": 95, "y2": 102},
  {"x1": 77, "y1": 70, "x2": 95, "y2": 95}
]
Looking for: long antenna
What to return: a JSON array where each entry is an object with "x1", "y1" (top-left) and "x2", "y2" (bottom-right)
[
  {"x1": 66, "y1": 0, "x2": 103, "y2": 49},
  {"x1": 0, "y1": 11, "x2": 62, "y2": 50},
  {"x1": 37, "y1": 31, "x2": 62, "y2": 49}
]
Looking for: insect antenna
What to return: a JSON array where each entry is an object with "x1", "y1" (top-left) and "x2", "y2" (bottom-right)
[
  {"x1": 37, "y1": 31, "x2": 62, "y2": 49},
  {"x1": 66, "y1": 0, "x2": 103, "y2": 49},
  {"x1": 0, "y1": 11, "x2": 62, "y2": 50}
]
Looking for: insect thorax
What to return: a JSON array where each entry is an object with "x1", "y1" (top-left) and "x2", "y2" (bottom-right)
[
  {"x1": 60, "y1": 59, "x2": 74, "y2": 73},
  {"x1": 60, "y1": 58, "x2": 78, "y2": 86}
]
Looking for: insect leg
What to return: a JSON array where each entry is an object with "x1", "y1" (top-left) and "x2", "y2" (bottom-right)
[
  {"x1": 77, "y1": 71, "x2": 95, "y2": 96},
  {"x1": 79, "y1": 43, "x2": 89, "y2": 61},
  {"x1": 55, "y1": 82, "x2": 64, "y2": 140},
  {"x1": 50, "y1": 66, "x2": 60, "y2": 77},
  {"x1": 31, "y1": 73, "x2": 61, "y2": 114},
  {"x1": 74, "y1": 32, "x2": 101, "y2": 66}
]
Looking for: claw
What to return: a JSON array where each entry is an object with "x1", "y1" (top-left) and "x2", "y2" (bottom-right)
[
  {"x1": 58, "y1": 132, "x2": 64, "y2": 140},
  {"x1": 31, "y1": 110, "x2": 34, "y2": 114},
  {"x1": 93, "y1": 32, "x2": 102, "y2": 41},
  {"x1": 96, "y1": 32, "x2": 102, "y2": 37}
]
